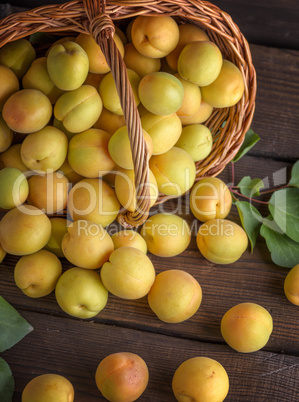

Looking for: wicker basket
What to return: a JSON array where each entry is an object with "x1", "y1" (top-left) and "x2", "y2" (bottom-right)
[{"x1": 0, "y1": 0, "x2": 256, "y2": 228}]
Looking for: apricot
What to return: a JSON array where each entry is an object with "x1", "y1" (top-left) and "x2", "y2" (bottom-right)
[
  {"x1": 201, "y1": 59, "x2": 245, "y2": 108},
  {"x1": 111, "y1": 230, "x2": 147, "y2": 254},
  {"x1": 284, "y1": 264, "x2": 299, "y2": 305},
  {"x1": 83, "y1": 71, "x2": 105, "y2": 88},
  {"x1": 57, "y1": 158, "x2": 83, "y2": 184},
  {"x1": 0, "y1": 115, "x2": 13, "y2": 153},
  {"x1": 20, "y1": 125, "x2": 68, "y2": 173},
  {"x1": 190, "y1": 177, "x2": 232, "y2": 222},
  {"x1": 138, "y1": 72, "x2": 184, "y2": 116},
  {"x1": 148, "y1": 269, "x2": 202, "y2": 323},
  {"x1": 2, "y1": 89, "x2": 52, "y2": 134},
  {"x1": 124, "y1": 42, "x2": 161, "y2": 77},
  {"x1": 140, "y1": 112, "x2": 182, "y2": 155},
  {"x1": 114, "y1": 167, "x2": 158, "y2": 212},
  {"x1": 178, "y1": 41, "x2": 223, "y2": 86},
  {"x1": 175, "y1": 124, "x2": 213, "y2": 162},
  {"x1": 99, "y1": 69, "x2": 140, "y2": 115},
  {"x1": 67, "y1": 178, "x2": 120, "y2": 227},
  {"x1": 44, "y1": 217, "x2": 69, "y2": 258},
  {"x1": 22, "y1": 373, "x2": 74, "y2": 402},
  {"x1": 22, "y1": 57, "x2": 64, "y2": 104},
  {"x1": 108, "y1": 125, "x2": 153, "y2": 169},
  {"x1": 14, "y1": 249, "x2": 62, "y2": 298},
  {"x1": 0, "y1": 242, "x2": 6, "y2": 263},
  {"x1": 0, "y1": 167, "x2": 29, "y2": 210},
  {"x1": 95, "y1": 352, "x2": 149, "y2": 402},
  {"x1": 0, "y1": 144, "x2": 27, "y2": 172},
  {"x1": 93, "y1": 107, "x2": 126, "y2": 135},
  {"x1": 0, "y1": 205, "x2": 51, "y2": 256},
  {"x1": 179, "y1": 99, "x2": 213, "y2": 126},
  {"x1": 166, "y1": 23, "x2": 209, "y2": 71},
  {"x1": 54, "y1": 84, "x2": 103, "y2": 133},
  {"x1": 0, "y1": 38, "x2": 35, "y2": 79},
  {"x1": 62, "y1": 219, "x2": 114, "y2": 270},
  {"x1": 75, "y1": 32, "x2": 124, "y2": 74},
  {"x1": 47, "y1": 41, "x2": 89, "y2": 90},
  {"x1": 221, "y1": 302, "x2": 273, "y2": 353},
  {"x1": 172, "y1": 356, "x2": 229, "y2": 402},
  {"x1": 0, "y1": 65, "x2": 19, "y2": 111},
  {"x1": 140, "y1": 213, "x2": 191, "y2": 257},
  {"x1": 45, "y1": 36, "x2": 78, "y2": 56},
  {"x1": 68, "y1": 128, "x2": 115, "y2": 178},
  {"x1": 55, "y1": 267, "x2": 108, "y2": 319},
  {"x1": 174, "y1": 74, "x2": 202, "y2": 118},
  {"x1": 27, "y1": 171, "x2": 69, "y2": 214},
  {"x1": 53, "y1": 117, "x2": 76, "y2": 141},
  {"x1": 149, "y1": 147, "x2": 196, "y2": 196},
  {"x1": 101, "y1": 247, "x2": 155, "y2": 299},
  {"x1": 131, "y1": 15, "x2": 179, "y2": 59},
  {"x1": 196, "y1": 219, "x2": 248, "y2": 264}
]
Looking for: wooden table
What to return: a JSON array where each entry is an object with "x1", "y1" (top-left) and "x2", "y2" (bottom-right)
[{"x1": 1, "y1": 1, "x2": 299, "y2": 401}]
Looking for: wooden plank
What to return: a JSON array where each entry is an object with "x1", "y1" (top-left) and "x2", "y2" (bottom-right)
[
  {"x1": 2, "y1": 310, "x2": 299, "y2": 401},
  {"x1": 249, "y1": 45, "x2": 299, "y2": 161},
  {"x1": 4, "y1": 0, "x2": 299, "y2": 50}
]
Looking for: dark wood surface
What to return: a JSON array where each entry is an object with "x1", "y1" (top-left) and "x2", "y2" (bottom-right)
[{"x1": 1, "y1": 1, "x2": 299, "y2": 401}]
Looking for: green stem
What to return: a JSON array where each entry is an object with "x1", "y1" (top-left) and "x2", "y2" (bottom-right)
[
  {"x1": 259, "y1": 184, "x2": 289, "y2": 195},
  {"x1": 230, "y1": 189, "x2": 270, "y2": 205}
]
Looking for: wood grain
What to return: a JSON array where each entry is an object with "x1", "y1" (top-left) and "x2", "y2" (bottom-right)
[{"x1": 2, "y1": 310, "x2": 299, "y2": 401}]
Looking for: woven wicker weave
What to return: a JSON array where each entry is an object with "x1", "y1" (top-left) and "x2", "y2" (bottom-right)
[{"x1": 0, "y1": 0, "x2": 256, "y2": 227}]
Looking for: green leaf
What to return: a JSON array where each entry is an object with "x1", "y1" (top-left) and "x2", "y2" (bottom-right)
[
  {"x1": 0, "y1": 358, "x2": 14, "y2": 402},
  {"x1": 260, "y1": 219, "x2": 299, "y2": 268},
  {"x1": 237, "y1": 176, "x2": 264, "y2": 198},
  {"x1": 289, "y1": 160, "x2": 299, "y2": 187},
  {"x1": 235, "y1": 200, "x2": 263, "y2": 252},
  {"x1": 232, "y1": 127, "x2": 260, "y2": 162},
  {"x1": 0, "y1": 297, "x2": 33, "y2": 353},
  {"x1": 268, "y1": 187, "x2": 299, "y2": 242}
]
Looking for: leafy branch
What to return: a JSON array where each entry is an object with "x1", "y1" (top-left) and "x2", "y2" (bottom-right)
[
  {"x1": 0, "y1": 296, "x2": 33, "y2": 402},
  {"x1": 230, "y1": 128, "x2": 299, "y2": 268}
]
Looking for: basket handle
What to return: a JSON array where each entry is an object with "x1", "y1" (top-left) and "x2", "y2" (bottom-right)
[{"x1": 83, "y1": 0, "x2": 151, "y2": 228}]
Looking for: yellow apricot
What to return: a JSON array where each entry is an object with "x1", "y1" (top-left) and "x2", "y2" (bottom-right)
[
  {"x1": 27, "y1": 172, "x2": 69, "y2": 214},
  {"x1": 14, "y1": 250, "x2": 62, "y2": 298},
  {"x1": 172, "y1": 356, "x2": 229, "y2": 402},
  {"x1": 111, "y1": 230, "x2": 147, "y2": 254},
  {"x1": 95, "y1": 352, "x2": 149, "y2": 402},
  {"x1": 0, "y1": 205, "x2": 51, "y2": 256},
  {"x1": 201, "y1": 59, "x2": 245, "y2": 108},
  {"x1": 190, "y1": 177, "x2": 232, "y2": 222},
  {"x1": 62, "y1": 220, "x2": 114, "y2": 270},
  {"x1": 196, "y1": 219, "x2": 248, "y2": 264},
  {"x1": 149, "y1": 147, "x2": 196, "y2": 196},
  {"x1": 141, "y1": 213, "x2": 191, "y2": 258},
  {"x1": 284, "y1": 264, "x2": 299, "y2": 305},
  {"x1": 179, "y1": 99, "x2": 213, "y2": 126},
  {"x1": 148, "y1": 269, "x2": 202, "y2": 323},
  {"x1": 101, "y1": 247, "x2": 155, "y2": 299},
  {"x1": 166, "y1": 23, "x2": 209, "y2": 72},
  {"x1": 22, "y1": 373, "x2": 74, "y2": 402},
  {"x1": 175, "y1": 124, "x2": 213, "y2": 162},
  {"x1": 67, "y1": 178, "x2": 120, "y2": 227},
  {"x1": 221, "y1": 302, "x2": 273, "y2": 353}
]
